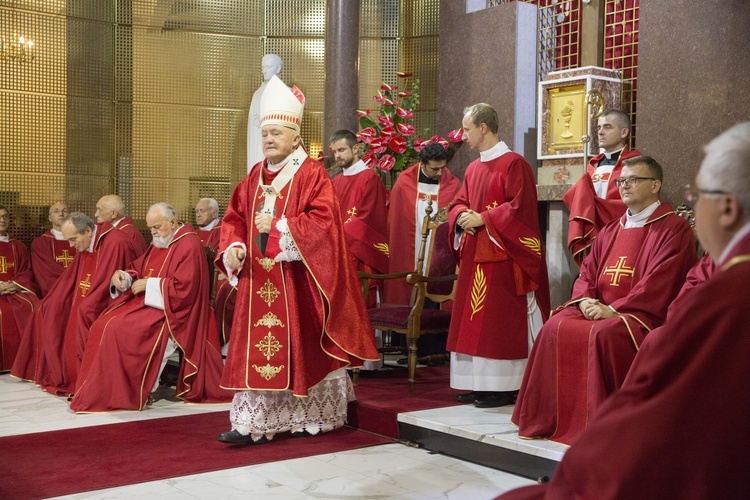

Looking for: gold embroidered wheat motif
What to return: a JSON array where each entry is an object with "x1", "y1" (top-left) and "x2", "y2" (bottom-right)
[{"x1": 470, "y1": 264, "x2": 487, "y2": 320}]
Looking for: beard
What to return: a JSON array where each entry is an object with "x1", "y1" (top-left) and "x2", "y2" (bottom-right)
[{"x1": 152, "y1": 232, "x2": 174, "y2": 249}]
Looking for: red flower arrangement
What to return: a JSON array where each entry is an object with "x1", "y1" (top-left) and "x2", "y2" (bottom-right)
[{"x1": 356, "y1": 72, "x2": 463, "y2": 175}]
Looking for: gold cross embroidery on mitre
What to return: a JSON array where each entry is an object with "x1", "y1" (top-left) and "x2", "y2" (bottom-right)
[
  {"x1": 79, "y1": 273, "x2": 92, "y2": 297},
  {"x1": 603, "y1": 256, "x2": 635, "y2": 286},
  {"x1": 0, "y1": 256, "x2": 14, "y2": 274},
  {"x1": 55, "y1": 250, "x2": 74, "y2": 268}
]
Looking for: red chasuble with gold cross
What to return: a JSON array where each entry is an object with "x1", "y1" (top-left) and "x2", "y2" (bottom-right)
[
  {"x1": 30, "y1": 230, "x2": 77, "y2": 297},
  {"x1": 512, "y1": 202, "x2": 697, "y2": 445},
  {"x1": 11, "y1": 223, "x2": 140, "y2": 394},
  {"x1": 217, "y1": 151, "x2": 379, "y2": 395},
  {"x1": 447, "y1": 151, "x2": 550, "y2": 360},
  {"x1": 0, "y1": 238, "x2": 39, "y2": 371}
]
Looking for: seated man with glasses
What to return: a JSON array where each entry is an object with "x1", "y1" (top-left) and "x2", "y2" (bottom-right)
[
  {"x1": 30, "y1": 202, "x2": 74, "y2": 297},
  {"x1": 512, "y1": 155, "x2": 698, "y2": 445}
]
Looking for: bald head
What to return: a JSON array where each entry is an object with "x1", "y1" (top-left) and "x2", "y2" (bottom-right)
[{"x1": 95, "y1": 195, "x2": 126, "y2": 224}]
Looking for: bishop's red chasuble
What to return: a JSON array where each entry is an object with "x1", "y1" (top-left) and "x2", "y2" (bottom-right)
[
  {"x1": 512, "y1": 203, "x2": 697, "y2": 445},
  {"x1": 447, "y1": 151, "x2": 550, "y2": 360},
  {"x1": 30, "y1": 230, "x2": 77, "y2": 297},
  {"x1": 384, "y1": 162, "x2": 461, "y2": 305},
  {"x1": 0, "y1": 238, "x2": 39, "y2": 371},
  {"x1": 562, "y1": 146, "x2": 641, "y2": 264},
  {"x1": 216, "y1": 151, "x2": 379, "y2": 395},
  {"x1": 331, "y1": 164, "x2": 389, "y2": 275},
  {"x1": 116, "y1": 217, "x2": 148, "y2": 256},
  {"x1": 11, "y1": 223, "x2": 139, "y2": 395},
  {"x1": 71, "y1": 225, "x2": 231, "y2": 412},
  {"x1": 500, "y1": 233, "x2": 750, "y2": 500}
]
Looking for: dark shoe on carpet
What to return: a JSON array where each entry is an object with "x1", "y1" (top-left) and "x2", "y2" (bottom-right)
[
  {"x1": 473, "y1": 391, "x2": 517, "y2": 408},
  {"x1": 456, "y1": 391, "x2": 485, "y2": 403},
  {"x1": 290, "y1": 429, "x2": 315, "y2": 438},
  {"x1": 217, "y1": 430, "x2": 268, "y2": 445}
]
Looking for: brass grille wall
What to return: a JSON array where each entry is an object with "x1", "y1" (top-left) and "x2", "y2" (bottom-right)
[
  {"x1": 604, "y1": 0, "x2": 639, "y2": 147},
  {"x1": 1, "y1": 0, "x2": 440, "y2": 248}
]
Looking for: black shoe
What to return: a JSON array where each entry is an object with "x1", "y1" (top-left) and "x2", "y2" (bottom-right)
[
  {"x1": 217, "y1": 430, "x2": 267, "y2": 445},
  {"x1": 473, "y1": 391, "x2": 518, "y2": 408},
  {"x1": 290, "y1": 429, "x2": 314, "y2": 438},
  {"x1": 456, "y1": 391, "x2": 485, "y2": 403}
]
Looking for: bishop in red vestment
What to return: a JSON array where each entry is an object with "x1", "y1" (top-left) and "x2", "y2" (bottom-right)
[
  {"x1": 95, "y1": 194, "x2": 148, "y2": 255},
  {"x1": 215, "y1": 76, "x2": 378, "y2": 444},
  {"x1": 562, "y1": 110, "x2": 641, "y2": 264},
  {"x1": 500, "y1": 122, "x2": 750, "y2": 500},
  {"x1": 11, "y1": 213, "x2": 139, "y2": 395},
  {"x1": 330, "y1": 129, "x2": 389, "y2": 278},
  {"x1": 384, "y1": 143, "x2": 461, "y2": 306},
  {"x1": 448, "y1": 104, "x2": 550, "y2": 409},
  {"x1": 71, "y1": 203, "x2": 230, "y2": 412},
  {"x1": 0, "y1": 206, "x2": 40, "y2": 372},
  {"x1": 512, "y1": 157, "x2": 697, "y2": 445},
  {"x1": 30, "y1": 202, "x2": 76, "y2": 297}
]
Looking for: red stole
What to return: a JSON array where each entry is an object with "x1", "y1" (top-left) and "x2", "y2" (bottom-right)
[
  {"x1": 244, "y1": 166, "x2": 292, "y2": 390},
  {"x1": 551, "y1": 225, "x2": 648, "y2": 444},
  {"x1": 62, "y1": 251, "x2": 98, "y2": 388},
  {"x1": 0, "y1": 241, "x2": 17, "y2": 281}
]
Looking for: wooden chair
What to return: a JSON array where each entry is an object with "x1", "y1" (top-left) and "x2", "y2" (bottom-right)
[{"x1": 357, "y1": 198, "x2": 458, "y2": 395}]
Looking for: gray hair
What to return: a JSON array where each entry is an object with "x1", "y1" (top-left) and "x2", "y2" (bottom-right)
[
  {"x1": 199, "y1": 198, "x2": 219, "y2": 214},
  {"x1": 700, "y1": 122, "x2": 750, "y2": 218},
  {"x1": 149, "y1": 202, "x2": 178, "y2": 221},
  {"x1": 64, "y1": 212, "x2": 96, "y2": 234}
]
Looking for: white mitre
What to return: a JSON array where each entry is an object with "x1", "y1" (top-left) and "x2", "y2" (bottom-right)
[{"x1": 260, "y1": 75, "x2": 306, "y2": 133}]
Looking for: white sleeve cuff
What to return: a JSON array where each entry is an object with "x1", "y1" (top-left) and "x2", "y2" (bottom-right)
[
  {"x1": 223, "y1": 242, "x2": 247, "y2": 287},
  {"x1": 274, "y1": 217, "x2": 302, "y2": 263},
  {"x1": 144, "y1": 277, "x2": 165, "y2": 310}
]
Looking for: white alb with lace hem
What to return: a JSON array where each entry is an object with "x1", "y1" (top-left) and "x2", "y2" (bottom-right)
[
  {"x1": 273, "y1": 217, "x2": 301, "y2": 262},
  {"x1": 229, "y1": 368, "x2": 355, "y2": 442}
]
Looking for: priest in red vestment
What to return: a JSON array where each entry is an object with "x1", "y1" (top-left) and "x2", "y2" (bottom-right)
[
  {"x1": 384, "y1": 142, "x2": 461, "y2": 305},
  {"x1": 448, "y1": 103, "x2": 550, "y2": 409},
  {"x1": 95, "y1": 194, "x2": 148, "y2": 255},
  {"x1": 512, "y1": 156, "x2": 697, "y2": 445},
  {"x1": 31, "y1": 202, "x2": 76, "y2": 297},
  {"x1": 215, "y1": 76, "x2": 379, "y2": 445},
  {"x1": 70, "y1": 203, "x2": 231, "y2": 412},
  {"x1": 500, "y1": 122, "x2": 750, "y2": 500},
  {"x1": 0, "y1": 206, "x2": 40, "y2": 372},
  {"x1": 11, "y1": 212, "x2": 139, "y2": 395},
  {"x1": 563, "y1": 110, "x2": 642, "y2": 264},
  {"x1": 195, "y1": 197, "x2": 222, "y2": 251},
  {"x1": 330, "y1": 129, "x2": 389, "y2": 278}
]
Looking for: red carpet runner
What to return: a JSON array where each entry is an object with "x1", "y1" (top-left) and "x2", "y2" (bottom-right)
[{"x1": 0, "y1": 412, "x2": 389, "y2": 500}]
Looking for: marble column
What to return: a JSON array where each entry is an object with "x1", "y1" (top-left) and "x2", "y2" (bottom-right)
[{"x1": 323, "y1": 0, "x2": 360, "y2": 149}]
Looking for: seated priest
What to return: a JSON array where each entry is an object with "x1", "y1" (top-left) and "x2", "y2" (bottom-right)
[
  {"x1": 195, "y1": 197, "x2": 222, "y2": 251},
  {"x1": 70, "y1": 203, "x2": 231, "y2": 412},
  {"x1": 512, "y1": 155, "x2": 698, "y2": 445},
  {"x1": 30, "y1": 202, "x2": 75, "y2": 297},
  {"x1": 95, "y1": 194, "x2": 148, "y2": 255},
  {"x1": 0, "y1": 205, "x2": 40, "y2": 372},
  {"x1": 11, "y1": 212, "x2": 139, "y2": 395}
]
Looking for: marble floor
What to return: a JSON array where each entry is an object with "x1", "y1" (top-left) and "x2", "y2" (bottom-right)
[{"x1": 0, "y1": 374, "x2": 540, "y2": 499}]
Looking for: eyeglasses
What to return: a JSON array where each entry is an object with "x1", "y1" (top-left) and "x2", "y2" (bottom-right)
[
  {"x1": 614, "y1": 176, "x2": 656, "y2": 188},
  {"x1": 684, "y1": 185, "x2": 730, "y2": 204}
]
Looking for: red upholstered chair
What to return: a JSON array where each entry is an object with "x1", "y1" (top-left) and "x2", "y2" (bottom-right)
[{"x1": 357, "y1": 199, "x2": 458, "y2": 395}]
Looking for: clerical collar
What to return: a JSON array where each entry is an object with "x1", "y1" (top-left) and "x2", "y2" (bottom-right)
[
  {"x1": 718, "y1": 221, "x2": 750, "y2": 265},
  {"x1": 267, "y1": 150, "x2": 297, "y2": 172},
  {"x1": 86, "y1": 225, "x2": 98, "y2": 253},
  {"x1": 480, "y1": 141, "x2": 511, "y2": 162},
  {"x1": 0, "y1": 233, "x2": 8, "y2": 243},
  {"x1": 113, "y1": 217, "x2": 125, "y2": 228},
  {"x1": 418, "y1": 167, "x2": 439, "y2": 185},
  {"x1": 200, "y1": 218, "x2": 219, "y2": 231},
  {"x1": 343, "y1": 159, "x2": 368, "y2": 176},
  {"x1": 51, "y1": 228, "x2": 64, "y2": 240},
  {"x1": 625, "y1": 200, "x2": 660, "y2": 228},
  {"x1": 602, "y1": 147, "x2": 624, "y2": 161}
]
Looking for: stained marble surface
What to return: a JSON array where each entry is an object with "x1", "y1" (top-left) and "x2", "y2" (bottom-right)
[{"x1": 1, "y1": 374, "x2": 536, "y2": 499}]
